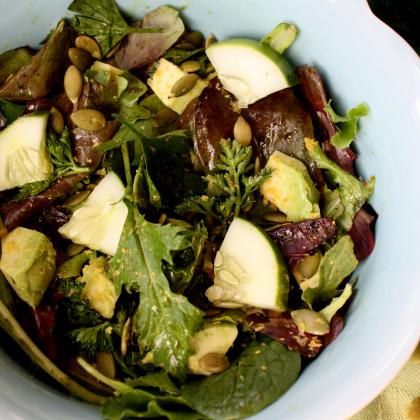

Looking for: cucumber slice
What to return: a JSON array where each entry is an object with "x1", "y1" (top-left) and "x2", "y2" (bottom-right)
[
  {"x1": 206, "y1": 217, "x2": 289, "y2": 311},
  {"x1": 58, "y1": 172, "x2": 128, "y2": 256},
  {"x1": 206, "y1": 39, "x2": 297, "y2": 108},
  {"x1": 0, "y1": 112, "x2": 53, "y2": 192}
]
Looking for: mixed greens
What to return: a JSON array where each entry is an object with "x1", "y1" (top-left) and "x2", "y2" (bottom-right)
[{"x1": 0, "y1": 1, "x2": 377, "y2": 419}]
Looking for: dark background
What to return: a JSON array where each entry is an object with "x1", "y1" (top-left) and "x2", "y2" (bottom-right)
[{"x1": 368, "y1": 0, "x2": 419, "y2": 53}]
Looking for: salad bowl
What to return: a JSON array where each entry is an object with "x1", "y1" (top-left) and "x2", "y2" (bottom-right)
[{"x1": 0, "y1": 0, "x2": 419, "y2": 419}]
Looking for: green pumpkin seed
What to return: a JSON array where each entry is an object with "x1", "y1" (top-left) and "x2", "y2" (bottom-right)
[
  {"x1": 186, "y1": 31, "x2": 204, "y2": 47},
  {"x1": 264, "y1": 213, "x2": 288, "y2": 223},
  {"x1": 293, "y1": 252, "x2": 321, "y2": 283},
  {"x1": 154, "y1": 107, "x2": 178, "y2": 127},
  {"x1": 169, "y1": 74, "x2": 199, "y2": 98},
  {"x1": 49, "y1": 106, "x2": 64, "y2": 134},
  {"x1": 68, "y1": 47, "x2": 93, "y2": 72},
  {"x1": 64, "y1": 65, "x2": 83, "y2": 104},
  {"x1": 66, "y1": 243, "x2": 86, "y2": 257},
  {"x1": 199, "y1": 353, "x2": 229, "y2": 374},
  {"x1": 291, "y1": 309, "x2": 330, "y2": 335},
  {"x1": 96, "y1": 352, "x2": 116, "y2": 379},
  {"x1": 75, "y1": 35, "x2": 101, "y2": 59},
  {"x1": 205, "y1": 33, "x2": 217, "y2": 49},
  {"x1": 70, "y1": 109, "x2": 107, "y2": 132},
  {"x1": 64, "y1": 190, "x2": 91, "y2": 209},
  {"x1": 234, "y1": 116, "x2": 252, "y2": 146},
  {"x1": 177, "y1": 41, "x2": 196, "y2": 51},
  {"x1": 181, "y1": 60, "x2": 201, "y2": 73}
]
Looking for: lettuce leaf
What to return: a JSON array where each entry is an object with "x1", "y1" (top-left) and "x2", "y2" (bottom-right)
[
  {"x1": 319, "y1": 283, "x2": 353, "y2": 322},
  {"x1": 301, "y1": 235, "x2": 358, "y2": 307},
  {"x1": 109, "y1": 200, "x2": 204, "y2": 378},
  {"x1": 306, "y1": 138, "x2": 375, "y2": 230},
  {"x1": 325, "y1": 101, "x2": 369, "y2": 148}
]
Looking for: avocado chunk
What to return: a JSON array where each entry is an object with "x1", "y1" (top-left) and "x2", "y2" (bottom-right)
[
  {"x1": 206, "y1": 39, "x2": 297, "y2": 108},
  {"x1": 261, "y1": 151, "x2": 320, "y2": 222},
  {"x1": 0, "y1": 112, "x2": 53, "y2": 192},
  {"x1": 148, "y1": 58, "x2": 209, "y2": 114},
  {"x1": 188, "y1": 321, "x2": 238, "y2": 376},
  {"x1": 79, "y1": 257, "x2": 118, "y2": 319},
  {"x1": 0, "y1": 227, "x2": 56, "y2": 308}
]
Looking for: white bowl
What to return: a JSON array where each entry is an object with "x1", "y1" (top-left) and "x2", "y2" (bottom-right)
[{"x1": 0, "y1": 1, "x2": 419, "y2": 419}]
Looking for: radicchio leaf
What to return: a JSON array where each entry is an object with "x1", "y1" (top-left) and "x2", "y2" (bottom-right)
[
  {"x1": 268, "y1": 218, "x2": 337, "y2": 264},
  {"x1": 323, "y1": 314, "x2": 344, "y2": 347},
  {"x1": 246, "y1": 312, "x2": 323, "y2": 358},
  {"x1": 114, "y1": 6, "x2": 184, "y2": 70},
  {"x1": 349, "y1": 208, "x2": 376, "y2": 261}
]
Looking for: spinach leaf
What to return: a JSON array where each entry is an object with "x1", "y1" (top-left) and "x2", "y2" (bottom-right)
[
  {"x1": 0, "y1": 98, "x2": 25, "y2": 124},
  {"x1": 177, "y1": 140, "x2": 271, "y2": 225},
  {"x1": 325, "y1": 101, "x2": 369, "y2": 148},
  {"x1": 10, "y1": 179, "x2": 52, "y2": 201},
  {"x1": 306, "y1": 138, "x2": 375, "y2": 230},
  {"x1": 126, "y1": 371, "x2": 179, "y2": 395},
  {"x1": 47, "y1": 128, "x2": 90, "y2": 177},
  {"x1": 109, "y1": 200, "x2": 204, "y2": 378},
  {"x1": 182, "y1": 338, "x2": 301, "y2": 420},
  {"x1": 68, "y1": 0, "x2": 162, "y2": 56},
  {"x1": 301, "y1": 235, "x2": 358, "y2": 307}
]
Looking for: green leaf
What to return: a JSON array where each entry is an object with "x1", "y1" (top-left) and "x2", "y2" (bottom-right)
[
  {"x1": 47, "y1": 128, "x2": 90, "y2": 177},
  {"x1": 0, "y1": 48, "x2": 32, "y2": 85},
  {"x1": 68, "y1": 0, "x2": 162, "y2": 56},
  {"x1": 164, "y1": 48, "x2": 205, "y2": 65},
  {"x1": 69, "y1": 322, "x2": 113, "y2": 359},
  {"x1": 182, "y1": 338, "x2": 301, "y2": 420},
  {"x1": 323, "y1": 186, "x2": 345, "y2": 221},
  {"x1": 301, "y1": 235, "x2": 358, "y2": 307},
  {"x1": 319, "y1": 283, "x2": 353, "y2": 322},
  {"x1": 56, "y1": 250, "x2": 95, "y2": 279},
  {"x1": 164, "y1": 222, "x2": 208, "y2": 293},
  {"x1": 177, "y1": 140, "x2": 271, "y2": 224},
  {"x1": 126, "y1": 371, "x2": 179, "y2": 395},
  {"x1": 306, "y1": 138, "x2": 375, "y2": 230},
  {"x1": 10, "y1": 179, "x2": 52, "y2": 201},
  {"x1": 325, "y1": 101, "x2": 369, "y2": 148},
  {"x1": 261, "y1": 22, "x2": 299, "y2": 54},
  {"x1": 0, "y1": 98, "x2": 25, "y2": 124},
  {"x1": 109, "y1": 200, "x2": 204, "y2": 378}
]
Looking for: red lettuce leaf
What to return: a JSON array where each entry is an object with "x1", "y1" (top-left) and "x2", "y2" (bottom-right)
[{"x1": 349, "y1": 208, "x2": 376, "y2": 261}]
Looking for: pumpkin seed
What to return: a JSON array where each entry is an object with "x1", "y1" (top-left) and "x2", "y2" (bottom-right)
[
  {"x1": 254, "y1": 156, "x2": 261, "y2": 174},
  {"x1": 75, "y1": 35, "x2": 101, "y2": 59},
  {"x1": 64, "y1": 190, "x2": 91, "y2": 209},
  {"x1": 199, "y1": 353, "x2": 229, "y2": 374},
  {"x1": 205, "y1": 33, "x2": 217, "y2": 49},
  {"x1": 66, "y1": 243, "x2": 86, "y2": 257},
  {"x1": 0, "y1": 217, "x2": 8, "y2": 238},
  {"x1": 121, "y1": 317, "x2": 131, "y2": 357},
  {"x1": 49, "y1": 106, "x2": 64, "y2": 134},
  {"x1": 158, "y1": 213, "x2": 167, "y2": 225},
  {"x1": 185, "y1": 31, "x2": 204, "y2": 47},
  {"x1": 96, "y1": 352, "x2": 116, "y2": 379},
  {"x1": 263, "y1": 212, "x2": 288, "y2": 223},
  {"x1": 293, "y1": 252, "x2": 321, "y2": 283},
  {"x1": 177, "y1": 41, "x2": 196, "y2": 51},
  {"x1": 154, "y1": 107, "x2": 178, "y2": 127},
  {"x1": 234, "y1": 116, "x2": 252, "y2": 146},
  {"x1": 70, "y1": 109, "x2": 106, "y2": 132},
  {"x1": 181, "y1": 60, "x2": 201, "y2": 73},
  {"x1": 68, "y1": 47, "x2": 93, "y2": 71},
  {"x1": 64, "y1": 65, "x2": 83, "y2": 104},
  {"x1": 169, "y1": 74, "x2": 199, "y2": 98},
  {"x1": 166, "y1": 218, "x2": 192, "y2": 228},
  {"x1": 291, "y1": 309, "x2": 330, "y2": 335}
]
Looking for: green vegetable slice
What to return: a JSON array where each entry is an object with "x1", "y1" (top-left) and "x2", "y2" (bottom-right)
[
  {"x1": 109, "y1": 200, "x2": 204, "y2": 379},
  {"x1": 69, "y1": 0, "x2": 163, "y2": 56},
  {"x1": 182, "y1": 338, "x2": 301, "y2": 420},
  {"x1": 261, "y1": 22, "x2": 299, "y2": 54}
]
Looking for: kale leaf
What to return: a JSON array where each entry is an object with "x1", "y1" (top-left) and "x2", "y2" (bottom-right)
[
  {"x1": 47, "y1": 128, "x2": 90, "y2": 177},
  {"x1": 177, "y1": 139, "x2": 271, "y2": 224},
  {"x1": 182, "y1": 338, "x2": 301, "y2": 420},
  {"x1": 109, "y1": 200, "x2": 204, "y2": 379},
  {"x1": 68, "y1": 0, "x2": 162, "y2": 56},
  {"x1": 325, "y1": 101, "x2": 369, "y2": 148}
]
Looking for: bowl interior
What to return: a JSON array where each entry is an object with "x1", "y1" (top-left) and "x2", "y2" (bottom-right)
[{"x1": 0, "y1": 1, "x2": 420, "y2": 419}]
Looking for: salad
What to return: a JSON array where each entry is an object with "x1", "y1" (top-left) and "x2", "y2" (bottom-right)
[{"x1": 0, "y1": 1, "x2": 377, "y2": 419}]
